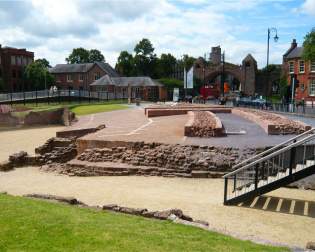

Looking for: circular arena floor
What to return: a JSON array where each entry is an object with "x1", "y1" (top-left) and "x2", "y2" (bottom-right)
[{"x1": 67, "y1": 106, "x2": 313, "y2": 148}]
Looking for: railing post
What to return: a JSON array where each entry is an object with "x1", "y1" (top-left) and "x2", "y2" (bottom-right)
[
  {"x1": 47, "y1": 89, "x2": 50, "y2": 105},
  {"x1": 255, "y1": 164, "x2": 259, "y2": 189},
  {"x1": 23, "y1": 90, "x2": 25, "y2": 106},
  {"x1": 233, "y1": 174, "x2": 236, "y2": 191},
  {"x1": 289, "y1": 146, "x2": 296, "y2": 176},
  {"x1": 89, "y1": 89, "x2": 91, "y2": 103},
  {"x1": 224, "y1": 177, "x2": 228, "y2": 204},
  {"x1": 35, "y1": 88, "x2": 38, "y2": 106}
]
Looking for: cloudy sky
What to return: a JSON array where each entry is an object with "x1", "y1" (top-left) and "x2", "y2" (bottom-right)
[{"x1": 0, "y1": 0, "x2": 314, "y2": 68}]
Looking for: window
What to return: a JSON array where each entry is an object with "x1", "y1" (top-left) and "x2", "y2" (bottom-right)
[
  {"x1": 299, "y1": 60, "x2": 305, "y2": 73},
  {"x1": 11, "y1": 56, "x2": 16, "y2": 65},
  {"x1": 79, "y1": 74, "x2": 84, "y2": 82},
  {"x1": 94, "y1": 72, "x2": 100, "y2": 80},
  {"x1": 67, "y1": 74, "x2": 72, "y2": 82},
  {"x1": 309, "y1": 79, "x2": 315, "y2": 96},
  {"x1": 23, "y1": 57, "x2": 27, "y2": 66},
  {"x1": 311, "y1": 60, "x2": 315, "y2": 73},
  {"x1": 12, "y1": 70, "x2": 16, "y2": 78},
  {"x1": 289, "y1": 61, "x2": 294, "y2": 74}
]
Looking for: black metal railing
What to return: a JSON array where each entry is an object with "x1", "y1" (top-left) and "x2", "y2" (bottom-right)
[{"x1": 223, "y1": 131, "x2": 315, "y2": 205}]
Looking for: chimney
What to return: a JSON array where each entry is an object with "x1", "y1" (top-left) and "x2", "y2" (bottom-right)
[{"x1": 291, "y1": 39, "x2": 297, "y2": 49}]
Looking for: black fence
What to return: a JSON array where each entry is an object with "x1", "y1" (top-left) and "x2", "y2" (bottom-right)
[{"x1": 0, "y1": 89, "x2": 133, "y2": 105}]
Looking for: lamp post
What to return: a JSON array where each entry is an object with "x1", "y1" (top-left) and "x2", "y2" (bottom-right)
[
  {"x1": 221, "y1": 51, "x2": 225, "y2": 97},
  {"x1": 267, "y1": 27, "x2": 279, "y2": 67}
]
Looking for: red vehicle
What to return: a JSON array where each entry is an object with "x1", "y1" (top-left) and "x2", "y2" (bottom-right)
[{"x1": 200, "y1": 84, "x2": 220, "y2": 99}]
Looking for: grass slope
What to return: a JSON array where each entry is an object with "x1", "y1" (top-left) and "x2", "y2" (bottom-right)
[
  {"x1": 0, "y1": 194, "x2": 288, "y2": 252},
  {"x1": 12, "y1": 100, "x2": 128, "y2": 117}
]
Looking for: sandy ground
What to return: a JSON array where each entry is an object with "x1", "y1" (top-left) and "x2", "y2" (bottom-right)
[
  {"x1": 0, "y1": 126, "x2": 64, "y2": 162},
  {"x1": 1, "y1": 167, "x2": 315, "y2": 248}
]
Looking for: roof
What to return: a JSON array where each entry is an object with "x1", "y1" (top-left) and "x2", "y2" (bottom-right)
[
  {"x1": 49, "y1": 61, "x2": 119, "y2": 76},
  {"x1": 49, "y1": 63, "x2": 94, "y2": 73},
  {"x1": 285, "y1": 47, "x2": 303, "y2": 59},
  {"x1": 95, "y1": 62, "x2": 120, "y2": 77},
  {"x1": 90, "y1": 76, "x2": 163, "y2": 87},
  {"x1": 242, "y1": 54, "x2": 256, "y2": 63}
]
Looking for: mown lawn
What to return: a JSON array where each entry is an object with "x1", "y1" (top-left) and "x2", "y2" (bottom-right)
[
  {"x1": 0, "y1": 194, "x2": 289, "y2": 252},
  {"x1": 11, "y1": 100, "x2": 128, "y2": 117}
]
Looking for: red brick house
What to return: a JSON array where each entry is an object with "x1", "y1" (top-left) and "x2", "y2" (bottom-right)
[
  {"x1": 283, "y1": 39, "x2": 315, "y2": 102},
  {"x1": 49, "y1": 62, "x2": 119, "y2": 90},
  {"x1": 90, "y1": 76, "x2": 167, "y2": 101},
  {"x1": 0, "y1": 45, "x2": 34, "y2": 92}
]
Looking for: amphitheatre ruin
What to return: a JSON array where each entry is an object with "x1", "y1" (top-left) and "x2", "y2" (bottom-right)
[{"x1": 1, "y1": 103, "x2": 315, "y2": 248}]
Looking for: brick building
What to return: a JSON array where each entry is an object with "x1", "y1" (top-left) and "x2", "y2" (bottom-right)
[
  {"x1": 0, "y1": 45, "x2": 34, "y2": 92},
  {"x1": 283, "y1": 39, "x2": 315, "y2": 102},
  {"x1": 49, "y1": 62, "x2": 119, "y2": 90},
  {"x1": 90, "y1": 76, "x2": 167, "y2": 101}
]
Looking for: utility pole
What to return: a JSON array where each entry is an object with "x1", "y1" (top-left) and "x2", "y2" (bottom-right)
[{"x1": 221, "y1": 51, "x2": 225, "y2": 97}]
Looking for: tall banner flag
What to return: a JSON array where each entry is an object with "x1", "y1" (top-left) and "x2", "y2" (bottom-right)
[
  {"x1": 187, "y1": 67, "x2": 193, "y2": 89},
  {"x1": 173, "y1": 88, "x2": 179, "y2": 102},
  {"x1": 183, "y1": 67, "x2": 187, "y2": 89}
]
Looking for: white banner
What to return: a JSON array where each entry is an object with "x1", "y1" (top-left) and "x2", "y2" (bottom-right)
[
  {"x1": 173, "y1": 88, "x2": 179, "y2": 102},
  {"x1": 187, "y1": 67, "x2": 193, "y2": 89}
]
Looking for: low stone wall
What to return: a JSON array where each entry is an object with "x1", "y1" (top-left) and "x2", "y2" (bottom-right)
[
  {"x1": 56, "y1": 124, "x2": 105, "y2": 138},
  {"x1": 232, "y1": 108, "x2": 311, "y2": 135},
  {"x1": 184, "y1": 111, "x2": 225, "y2": 137},
  {"x1": 24, "y1": 108, "x2": 75, "y2": 126},
  {"x1": 0, "y1": 113, "x2": 19, "y2": 126},
  {"x1": 146, "y1": 107, "x2": 231, "y2": 117},
  {"x1": 35, "y1": 137, "x2": 77, "y2": 164},
  {"x1": 70, "y1": 142, "x2": 257, "y2": 178}
]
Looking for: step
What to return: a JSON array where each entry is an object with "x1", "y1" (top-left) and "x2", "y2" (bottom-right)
[{"x1": 306, "y1": 160, "x2": 315, "y2": 167}]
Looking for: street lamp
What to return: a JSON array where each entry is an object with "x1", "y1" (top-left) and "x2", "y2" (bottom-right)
[{"x1": 267, "y1": 27, "x2": 279, "y2": 67}]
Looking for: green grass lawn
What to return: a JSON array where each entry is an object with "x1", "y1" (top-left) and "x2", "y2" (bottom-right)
[
  {"x1": 0, "y1": 194, "x2": 289, "y2": 252},
  {"x1": 11, "y1": 100, "x2": 128, "y2": 117}
]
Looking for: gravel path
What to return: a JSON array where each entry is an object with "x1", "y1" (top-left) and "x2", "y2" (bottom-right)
[
  {"x1": 1, "y1": 167, "x2": 315, "y2": 248},
  {"x1": 0, "y1": 126, "x2": 64, "y2": 162}
]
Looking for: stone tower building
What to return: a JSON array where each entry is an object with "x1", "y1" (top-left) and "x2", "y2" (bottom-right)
[
  {"x1": 210, "y1": 46, "x2": 222, "y2": 65},
  {"x1": 241, "y1": 54, "x2": 257, "y2": 96}
]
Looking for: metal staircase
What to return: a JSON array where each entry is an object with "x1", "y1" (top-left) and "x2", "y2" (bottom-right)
[{"x1": 223, "y1": 128, "x2": 315, "y2": 205}]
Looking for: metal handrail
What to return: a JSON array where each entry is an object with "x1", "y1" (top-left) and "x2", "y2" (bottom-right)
[
  {"x1": 223, "y1": 132, "x2": 315, "y2": 178},
  {"x1": 232, "y1": 128, "x2": 315, "y2": 170}
]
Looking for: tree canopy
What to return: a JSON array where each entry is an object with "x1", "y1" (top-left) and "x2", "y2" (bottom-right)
[
  {"x1": 35, "y1": 58, "x2": 51, "y2": 68},
  {"x1": 115, "y1": 51, "x2": 134, "y2": 76},
  {"x1": 89, "y1": 49, "x2": 105, "y2": 63},
  {"x1": 25, "y1": 61, "x2": 54, "y2": 89},
  {"x1": 66, "y1": 48, "x2": 105, "y2": 64},
  {"x1": 302, "y1": 28, "x2": 315, "y2": 61},
  {"x1": 115, "y1": 38, "x2": 195, "y2": 79}
]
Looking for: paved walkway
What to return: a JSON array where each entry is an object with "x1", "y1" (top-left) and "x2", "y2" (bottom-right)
[{"x1": 70, "y1": 107, "x2": 311, "y2": 148}]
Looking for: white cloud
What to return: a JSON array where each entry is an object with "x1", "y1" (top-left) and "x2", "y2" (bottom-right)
[
  {"x1": 0, "y1": 0, "x2": 310, "y2": 69},
  {"x1": 296, "y1": 0, "x2": 315, "y2": 16}
]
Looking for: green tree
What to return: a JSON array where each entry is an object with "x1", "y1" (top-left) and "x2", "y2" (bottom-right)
[
  {"x1": 66, "y1": 48, "x2": 90, "y2": 64},
  {"x1": 302, "y1": 28, "x2": 315, "y2": 61},
  {"x1": 157, "y1": 53, "x2": 177, "y2": 78},
  {"x1": 89, "y1": 49, "x2": 105, "y2": 63},
  {"x1": 35, "y1": 58, "x2": 51, "y2": 68},
  {"x1": 25, "y1": 61, "x2": 55, "y2": 89},
  {"x1": 181, "y1": 54, "x2": 196, "y2": 70},
  {"x1": 115, "y1": 51, "x2": 134, "y2": 76},
  {"x1": 134, "y1": 38, "x2": 157, "y2": 76}
]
